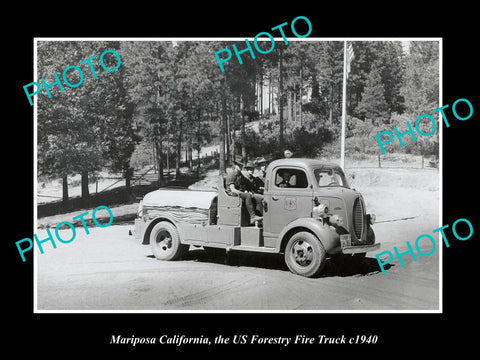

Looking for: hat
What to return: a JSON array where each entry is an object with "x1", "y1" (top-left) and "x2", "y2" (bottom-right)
[
  {"x1": 245, "y1": 160, "x2": 255, "y2": 169},
  {"x1": 232, "y1": 155, "x2": 244, "y2": 167},
  {"x1": 254, "y1": 156, "x2": 267, "y2": 165}
]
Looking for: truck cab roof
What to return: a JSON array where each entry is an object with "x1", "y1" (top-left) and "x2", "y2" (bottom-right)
[{"x1": 267, "y1": 158, "x2": 343, "y2": 172}]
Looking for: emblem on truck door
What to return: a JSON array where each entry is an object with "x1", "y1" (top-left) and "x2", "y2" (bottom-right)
[{"x1": 284, "y1": 197, "x2": 297, "y2": 210}]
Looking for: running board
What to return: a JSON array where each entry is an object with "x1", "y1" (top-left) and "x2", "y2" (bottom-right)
[{"x1": 229, "y1": 245, "x2": 278, "y2": 253}]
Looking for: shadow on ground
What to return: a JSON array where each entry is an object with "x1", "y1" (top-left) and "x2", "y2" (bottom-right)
[{"x1": 155, "y1": 248, "x2": 394, "y2": 277}]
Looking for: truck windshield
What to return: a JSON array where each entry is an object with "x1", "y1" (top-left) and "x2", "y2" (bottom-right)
[{"x1": 314, "y1": 168, "x2": 349, "y2": 188}]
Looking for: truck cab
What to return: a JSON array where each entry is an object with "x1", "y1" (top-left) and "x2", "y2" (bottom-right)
[{"x1": 134, "y1": 158, "x2": 380, "y2": 277}]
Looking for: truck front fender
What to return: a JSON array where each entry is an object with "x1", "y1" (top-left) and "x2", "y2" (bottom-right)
[
  {"x1": 278, "y1": 217, "x2": 340, "y2": 255},
  {"x1": 141, "y1": 212, "x2": 180, "y2": 245}
]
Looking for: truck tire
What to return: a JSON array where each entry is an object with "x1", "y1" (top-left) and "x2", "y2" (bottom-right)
[
  {"x1": 150, "y1": 221, "x2": 189, "y2": 261},
  {"x1": 284, "y1": 231, "x2": 326, "y2": 278}
]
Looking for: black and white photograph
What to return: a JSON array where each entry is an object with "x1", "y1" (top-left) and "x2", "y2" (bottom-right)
[
  {"x1": 33, "y1": 38, "x2": 440, "y2": 312},
  {"x1": 5, "y1": 6, "x2": 479, "y2": 357}
]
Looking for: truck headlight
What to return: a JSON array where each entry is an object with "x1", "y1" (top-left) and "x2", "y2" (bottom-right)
[
  {"x1": 329, "y1": 214, "x2": 344, "y2": 227},
  {"x1": 137, "y1": 200, "x2": 143, "y2": 218},
  {"x1": 312, "y1": 203, "x2": 329, "y2": 218}
]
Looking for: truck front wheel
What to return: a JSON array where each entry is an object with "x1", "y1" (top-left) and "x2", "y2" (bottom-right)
[
  {"x1": 150, "y1": 221, "x2": 189, "y2": 261},
  {"x1": 284, "y1": 231, "x2": 326, "y2": 278}
]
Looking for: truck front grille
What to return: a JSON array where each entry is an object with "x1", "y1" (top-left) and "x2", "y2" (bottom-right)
[{"x1": 352, "y1": 198, "x2": 364, "y2": 240}]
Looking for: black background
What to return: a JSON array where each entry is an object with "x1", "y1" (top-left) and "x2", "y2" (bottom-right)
[{"x1": 5, "y1": 4, "x2": 478, "y2": 356}]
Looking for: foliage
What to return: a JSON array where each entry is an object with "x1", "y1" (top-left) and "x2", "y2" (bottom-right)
[
  {"x1": 355, "y1": 64, "x2": 391, "y2": 124},
  {"x1": 37, "y1": 39, "x2": 440, "y2": 203},
  {"x1": 37, "y1": 41, "x2": 139, "y2": 199},
  {"x1": 243, "y1": 113, "x2": 334, "y2": 160},
  {"x1": 400, "y1": 41, "x2": 440, "y2": 115}
]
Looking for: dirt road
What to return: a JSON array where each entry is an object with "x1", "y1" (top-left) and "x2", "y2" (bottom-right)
[
  {"x1": 36, "y1": 220, "x2": 439, "y2": 311},
  {"x1": 36, "y1": 167, "x2": 440, "y2": 311}
]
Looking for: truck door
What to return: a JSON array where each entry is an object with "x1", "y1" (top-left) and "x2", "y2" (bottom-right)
[{"x1": 263, "y1": 166, "x2": 314, "y2": 236}]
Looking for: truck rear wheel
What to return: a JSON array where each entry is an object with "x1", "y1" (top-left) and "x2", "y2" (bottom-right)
[
  {"x1": 150, "y1": 221, "x2": 189, "y2": 261},
  {"x1": 284, "y1": 231, "x2": 326, "y2": 278}
]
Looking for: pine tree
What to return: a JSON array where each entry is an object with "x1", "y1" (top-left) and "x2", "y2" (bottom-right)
[
  {"x1": 37, "y1": 41, "x2": 131, "y2": 202},
  {"x1": 316, "y1": 42, "x2": 343, "y2": 128},
  {"x1": 401, "y1": 41, "x2": 439, "y2": 115},
  {"x1": 355, "y1": 64, "x2": 390, "y2": 125},
  {"x1": 349, "y1": 41, "x2": 405, "y2": 116},
  {"x1": 121, "y1": 41, "x2": 172, "y2": 186}
]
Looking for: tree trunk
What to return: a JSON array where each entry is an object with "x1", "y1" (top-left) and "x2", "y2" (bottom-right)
[
  {"x1": 240, "y1": 94, "x2": 247, "y2": 162},
  {"x1": 81, "y1": 170, "x2": 89, "y2": 200},
  {"x1": 155, "y1": 138, "x2": 164, "y2": 186},
  {"x1": 196, "y1": 108, "x2": 202, "y2": 178},
  {"x1": 175, "y1": 122, "x2": 182, "y2": 178},
  {"x1": 62, "y1": 175, "x2": 69, "y2": 203},
  {"x1": 197, "y1": 148, "x2": 201, "y2": 177},
  {"x1": 152, "y1": 142, "x2": 156, "y2": 173},
  {"x1": 231, "y1": 96, "x2": 237, "y2": 161},
  {"x1": 293, "y1": 83, "x2": 297, "y2": 124},
  {"x1": 188, "y1": 144, "x2": 193, "y2": 170},
  {"x1": 166, "y1": 133, "x2": 170, "y2": 179},
  {"x1": 226, "y1": 100, "x2": 231, "y2": 164},
  {"x1": 279, "y1": 47, "x2": 285, "y2": 150},
  {"x1": 259, "y1": 74, "x2": 263, "y2": 118},
  {"x1": 187, "y1": 133, "x2": 192, "y2": 170},
  {"x1": 221, "y1": 94, "x2": 228, "y2": 171},
  {"x1": 287, "y1": 88, "x2": 291, "y2": 123},
  {"x1": 218, "y1": 100, "x2": 226, "y2": 175},
  {"x1": 269, "y1": 72, "x2": 273, "y2": 115},
  {"x1": 299, "y1": 66, "x2": 303, "y2": 127},
  {"x1": 125, "y1": 164, "x2": 132, "y2": 188},
  {"x1": 329, "y1": 82, "x2": 334, "y2": 126}
]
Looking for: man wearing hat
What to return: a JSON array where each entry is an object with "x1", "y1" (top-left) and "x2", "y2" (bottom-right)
[
  {"x1": 254, "y1": 156, "x2": 267, "y2": 184},
  {"x1": 243, "y1": 160, "x2": 264, "y2": 219},
  {"x1": 225, "y1": 157, "x2": 263, "y2": 224},
  {"x1": 248, "y1": 156, "x2": 267, "y2": 195}
]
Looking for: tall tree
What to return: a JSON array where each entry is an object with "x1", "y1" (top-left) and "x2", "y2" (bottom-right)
[
  {"x1": 355, "y1": 64, "x2": 390, "y2": 125},
  {"x1": 401, "y1": 41, "x2": 439, "y2": 115},
  {"x1": 316, "y1": 42, "x2": 343, "y2": 128},
  {"x1": 278, "y1": 46, "x2": 285, "y2": 149},
  {"x1": 37, "y1": 41, "x2": 131, "y2": 201},
  {"x1": 349, "y1": 41, "x2": 405, "y2": 118},
  {"x1": 121, "y1": 41, "x2": 171, "y2": 186}
]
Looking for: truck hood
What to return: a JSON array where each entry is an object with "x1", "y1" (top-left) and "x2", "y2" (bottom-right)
[{"x1": 314, "y1": 186, "x2": 360, "y2": 203}]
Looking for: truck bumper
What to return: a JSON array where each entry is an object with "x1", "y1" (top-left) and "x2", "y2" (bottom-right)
[{"x1": 341, "y1": 242, "x2": 381, "y2": 254}]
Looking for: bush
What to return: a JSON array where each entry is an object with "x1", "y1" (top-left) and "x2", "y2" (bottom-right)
[
  {"x1": 344, "y1": 112, "x2": 439, "y2": 157},
  {"x1": 130, "y1": 140, "x2": 153, "y2": 170},
  {"x1": 243, "y1": 115, "x2": 335, "y2": 160}
]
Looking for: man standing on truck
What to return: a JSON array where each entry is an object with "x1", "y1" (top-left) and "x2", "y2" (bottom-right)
[{"x1": 226, "y1": 160, "x2": 263, "y2": 224}]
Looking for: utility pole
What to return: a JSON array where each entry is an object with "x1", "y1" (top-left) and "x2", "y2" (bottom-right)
[{"x1": 340, "y1": 41, "x2": 347, "y2": 170}]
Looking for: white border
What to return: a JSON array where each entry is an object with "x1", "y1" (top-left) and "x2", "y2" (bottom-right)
[{"x1": 33, "y1": 37, "x2": 443, "y2": 314}]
